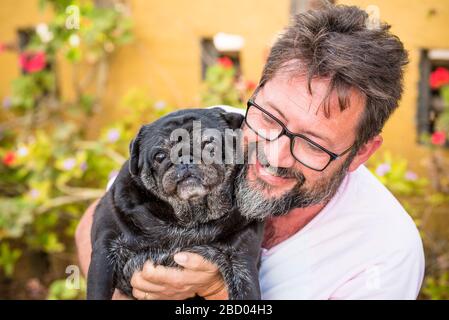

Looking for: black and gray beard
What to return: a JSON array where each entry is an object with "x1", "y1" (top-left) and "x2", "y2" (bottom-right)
[{"x1": 235, "y1": 143, "x2": 353, "y2": 219}]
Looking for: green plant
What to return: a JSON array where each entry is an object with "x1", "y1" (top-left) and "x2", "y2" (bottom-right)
[
  {"x1": 47, "y1": 277, "x2": 86, "y2": 300},
  {"x1": 422, "y1": 272, "x2": 449, "y2": 300},
  {"x1": 0, "y1": 0, "x2": 135, "y2": 286},
  {"x1": 200, "y1": 56, "x2": 256, "y2": 109},
  {"x1": 369, "y1": 151, "x2": 427, "y2": 196},
  {"x1": 0, "y1": 243, "x2": 22, "y2": 278}
]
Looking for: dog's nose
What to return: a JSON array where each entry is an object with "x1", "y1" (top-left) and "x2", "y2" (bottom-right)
[
  {"x1": 175, "y1": 164, "x2": 192, "y2": 182},
  {"x1": 178, "y1": 155, "x2": 193, "y2": 165},
  {"x1": 175, "y1": 155, "x2": 199, "y2": 182}
]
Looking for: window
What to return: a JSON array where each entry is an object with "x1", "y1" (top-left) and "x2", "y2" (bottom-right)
[
  {"x1": 417, "y1": 49, "x2": 449, "y2": 144},
  {"x1": 200, "y1": 38, "x2": 241, "y2": 80}
]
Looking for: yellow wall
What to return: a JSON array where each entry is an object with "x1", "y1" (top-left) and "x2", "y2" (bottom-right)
[
  {"x1": 2, "y1": 0, "x2": 449, "y2": 171},
  {"x1": 0, "y1": 0, "x2": 290, "y2": 126},
  {"x1": 104, "y1": 0, "x2": 289, "y2": 109}
]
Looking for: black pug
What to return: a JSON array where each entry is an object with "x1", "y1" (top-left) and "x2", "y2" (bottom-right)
[{"x1": 87, "y1": 108, "x2": 265, "y2": 300}]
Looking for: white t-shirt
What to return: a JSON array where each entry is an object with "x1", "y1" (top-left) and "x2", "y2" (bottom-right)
[
  {"x1": 258, "y1": 164, "x2": 424, "y2": 300},
  {"x1": 108, "y1": 105, "x2": 425, "y2": 300}
]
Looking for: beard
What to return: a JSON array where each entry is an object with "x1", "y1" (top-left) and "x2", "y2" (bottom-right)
[{"x1": 235, "y1": 142, "x2": 354, "y2": 219}]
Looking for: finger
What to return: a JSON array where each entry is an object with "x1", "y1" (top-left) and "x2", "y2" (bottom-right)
[
  {"x1": 140, "y1": 261, "x2": 188, "y2": 288},
  {"x1": 130, "y1": 271, "x2": 168, "y2": 293},
  {"x1": 132, "y1": 288, "x2": 193, "y2": 300},
  {"x1": 141, "y1": 260, "x2": 215, "y2": 289},
  {"x1": 174, "y1": 252, "x2": 219, "y2": 272},
  {"x1": 133, "y1": 288, "x2": 154, "y2": 300}
]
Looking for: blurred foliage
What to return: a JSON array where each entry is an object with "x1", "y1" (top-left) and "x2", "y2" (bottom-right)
[
  {"x1": 0, "y1": 0, "x2": 174, "y2": 297},
  {"x1": 47, "y1": 277, "x2": 86, "y2": 300},
  {"x1": 0, "y1": 0, "x2": 135, "y2": 280},
  {"x1": 368, "y1": 152, "x2": 449, "y2": 299},
  {"x1": 201, "y1": 56, "x2": 256, "y2": 109},
  {"x1": 370, "y1": 151, "x2": 428, "y2": 196},
  {"x1": 0, "y1": 243, "x2": 22, "y2": 278},
  {"x1": 422, "y1": 272, "x2": 449, "y2": 300}
]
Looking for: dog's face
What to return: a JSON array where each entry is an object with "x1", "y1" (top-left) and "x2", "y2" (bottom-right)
[{"x1": 129, "y1": 108, "x2": 243, "y2": 225}]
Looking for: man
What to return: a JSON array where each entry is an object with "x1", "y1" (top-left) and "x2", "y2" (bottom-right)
[{"x1": 75, "y1": 4, "x2": 424, "y2": 299}]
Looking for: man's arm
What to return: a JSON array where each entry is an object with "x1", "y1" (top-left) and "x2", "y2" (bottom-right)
[
  {"x1": 75, "y1": 198, "x2": 98, "y2": 276},
  {"x1": 75, "y1": 200, "x2": 228, "y2": 300}
]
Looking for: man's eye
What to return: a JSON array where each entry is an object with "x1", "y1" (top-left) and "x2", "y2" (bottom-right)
[
  {"x1": 261, "y1": 113, "x2": 276, "y2": 124},
  {"x1": 154, "y1": 152, "x2": 166, "y2": 163},
  {"x1": 306, "y1": 142, "x2": 324, "y2": 154}
]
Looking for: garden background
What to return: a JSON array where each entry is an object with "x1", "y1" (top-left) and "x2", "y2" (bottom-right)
[{"x1": 0, "y1": 0, "x2": 448, "y2": 299}]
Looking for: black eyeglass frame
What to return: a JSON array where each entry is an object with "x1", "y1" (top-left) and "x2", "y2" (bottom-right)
[{"x1": 245, "y1": 98, "x2": 354, "y2": 172}]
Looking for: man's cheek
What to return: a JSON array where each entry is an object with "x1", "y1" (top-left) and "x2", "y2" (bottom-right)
[{"x1": 242, "y1": 125, "x2": 261, "y2": 144}]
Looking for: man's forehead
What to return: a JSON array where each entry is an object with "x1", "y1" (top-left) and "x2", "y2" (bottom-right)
[{"x1": 260, "y1": 74, "x2": 365, "y2": 121}]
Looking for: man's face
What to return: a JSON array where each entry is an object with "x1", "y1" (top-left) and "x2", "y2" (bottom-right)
[{"x1": 236, "y1": 72, "x2": 366, "y2": 218}]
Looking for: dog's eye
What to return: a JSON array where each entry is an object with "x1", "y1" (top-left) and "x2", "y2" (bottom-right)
[{"x1": 154, "y1": 152, "x2": 166, "y2": 163}]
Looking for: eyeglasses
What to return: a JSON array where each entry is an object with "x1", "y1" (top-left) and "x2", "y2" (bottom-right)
[{"x1": 244, "y1": 99, "x2": 354, "y2": 171}]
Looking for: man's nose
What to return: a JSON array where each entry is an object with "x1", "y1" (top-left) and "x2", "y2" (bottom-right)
[{"x1": 263, "y1": 135, "x2": 296, "y2": 168}]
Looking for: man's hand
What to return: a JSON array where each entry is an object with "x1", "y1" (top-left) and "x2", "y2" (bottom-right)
[
  {"x1": 129, "y1": 252, "x2": 228, "y2": 300},
  {"x1": 76, "y1": 200, "x2": 228, "y2": 300}
]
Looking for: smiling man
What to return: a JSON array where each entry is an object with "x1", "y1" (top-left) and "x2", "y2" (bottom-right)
[{"x1": 75, "y1": 4, "x2": 424, "y2": 299}]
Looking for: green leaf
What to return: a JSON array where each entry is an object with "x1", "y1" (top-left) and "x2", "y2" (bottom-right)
[{"x1": 0, "y1": 243, "x2": 22, "y2": 277}]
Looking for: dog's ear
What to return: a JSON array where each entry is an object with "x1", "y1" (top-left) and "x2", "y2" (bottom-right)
[
  {"x1": 220, "y1": 111, "x2": 244, "y2": 129},
  {"x1": 129, "y1": 126, "x2": 144, "y2": 176}
]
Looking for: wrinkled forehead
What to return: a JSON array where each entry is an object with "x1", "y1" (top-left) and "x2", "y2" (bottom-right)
[{"x1": 144, "y1": 113, "x2": 227, "y2": 148}]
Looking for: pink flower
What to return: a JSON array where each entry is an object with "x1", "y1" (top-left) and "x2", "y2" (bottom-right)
[
  {"x1": 431, "y1": 131, "x2": 446, "y2": 146},
  {"x1": 405, "y1": 171, "x2": 418, "y2": 181},
  {"x1": 80, "y1": 162, "x2": 88, "y2": 172},
  {"x1": 217, "y1": 56, "x2": 233, "y2": 69},
  {"x1": 19, "y1": 51, "x2": 47, "y2": 73},
  {"x1": 429, "y1": 67, "x2": 449, "y2": 89},
  {"x1": 29, "y1": 189, "x2": 40, "y2": 199},
  {"x1": 62, "y1": 158, "x2": 76, "y2": 171},
  {"x1": 107, "y1": 129, "x2": 120, "y2": 143},
  {"x1": 3, "y1": 151, "x2": 16, "y2": 166},
  {"x1": 2, "y1": 97, "x2": 12, "y2": 109},
  {"x1": 375, "y1": 163, "x2": 391, "y2": 176}
]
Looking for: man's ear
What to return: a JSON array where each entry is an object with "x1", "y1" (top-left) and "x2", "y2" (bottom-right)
[
  {"x1": 129, "y1": 127, "x2": 144, "y2": 176},
  {"x1": 221, "y1": 111, "x2": 244, "y2": 129},
  {"x1": 348, "y1": 135, "x2": 383, "y2": 173}
]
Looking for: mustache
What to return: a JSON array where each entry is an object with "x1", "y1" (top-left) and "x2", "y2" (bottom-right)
[{"x1": 247, "y1": 142, "x2": 305, "y2": 182}]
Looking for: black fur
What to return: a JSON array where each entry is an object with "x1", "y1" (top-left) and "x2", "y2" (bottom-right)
[{"x1": 87, "y1": 108, "x2": 264, "y2": 300}]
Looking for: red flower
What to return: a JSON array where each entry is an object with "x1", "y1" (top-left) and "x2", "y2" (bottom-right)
[
  {"x1": 3, "y1": 151, "x2": 16, "y2": 166},
  {"x1": 19, "y1": 51, "x2": 47, "y2": 73},
  {"x1": 431, "y1": 131, "x2": 446, "y2": 146},
  {"x1": 429, "y1": 67, "x2": 449, "y2": 89},
  {"x1": 245, "y1": 80, "x2": 257, "y2": 91},
  {"x1": 217, "y1": 56, "x2": 233, "y2": 69}
]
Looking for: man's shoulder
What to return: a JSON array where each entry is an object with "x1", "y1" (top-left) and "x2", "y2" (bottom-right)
[
  {"x1": 344, "y1": 164, "x2": 407, "y2": 215},
  {"x1": 340, "y1": 165, "x2": 422, "y2": 251}
]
